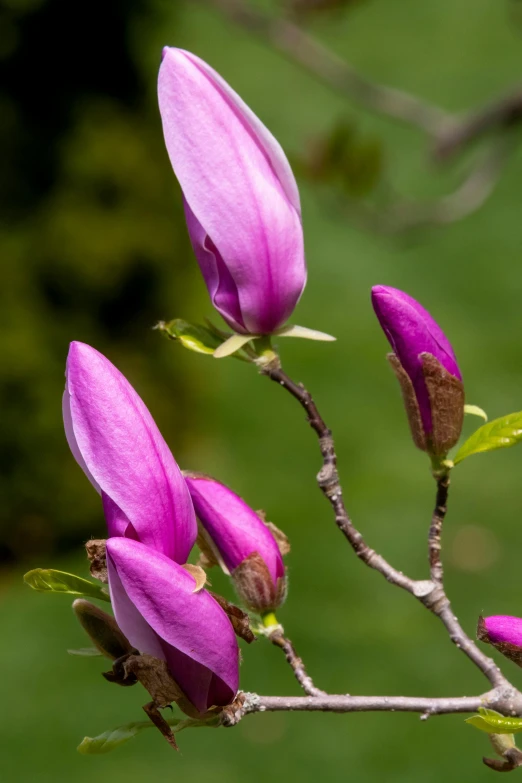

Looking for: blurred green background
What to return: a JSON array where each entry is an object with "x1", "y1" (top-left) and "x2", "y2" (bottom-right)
[{"x1": 2, "y1": 0, "x2": 522, "y2": 779}]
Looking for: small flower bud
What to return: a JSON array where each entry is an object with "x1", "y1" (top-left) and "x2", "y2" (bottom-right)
[
  {"x1": 477, "y1": 615, "x2": 522, "y2": 667},
  {"x1": 72, "y1": 599, "x2": 134, "y2": 660},
  {"x1": 184, "y1": 473, "x2": 288, "y2": 613},
  {"x1": 371, "y1": 285, "x2": 464, "y2": 457}
]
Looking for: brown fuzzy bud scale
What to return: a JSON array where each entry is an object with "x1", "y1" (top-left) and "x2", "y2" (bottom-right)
[
  {"x1": 72, "y1": 598, "x2": 134, "y2": 660},
  {"x1": 232, "y1": 552, "x2": 287, "y2": 613}
]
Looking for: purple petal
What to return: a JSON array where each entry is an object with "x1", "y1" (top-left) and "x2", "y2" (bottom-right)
[
  {"x1": 64, "y1": 342, "x2": 196, "y2": 563},
  {"x1": 183, "y1": 199, "x2": 246, "y2": 334},
  {"x1": 371, "y1": 285, "x2": 461, "y2": 432},
  {"x1": 484, "y1": 616, "x2": 522, "y2": 648},
  {"x1": 107, "y1": 538, "x2": 239, "y2": 713},
  {"x1": 158, "y1": 48, "x2": 306, "y2": 334},
  {"x1": 185, "y1": 474, "x2": 284, "y2": 586}
]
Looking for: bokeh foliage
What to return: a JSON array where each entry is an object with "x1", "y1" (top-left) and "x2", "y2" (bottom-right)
[{"x1": 2, "y1": 0, "x2": 522, "y2": 781}]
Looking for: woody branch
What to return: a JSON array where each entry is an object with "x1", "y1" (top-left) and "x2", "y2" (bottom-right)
[{"x1": 257, "y1": 357, "x2": 510, "y2": 693}]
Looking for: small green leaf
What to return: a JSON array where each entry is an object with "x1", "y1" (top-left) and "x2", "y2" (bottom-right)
[
  {"x1": 67, "y1": 647, "x2": 103, "y2": 657},
  {"x1": 465, "y1": 708, "x2": 522, "y2": 735},
  {"x1": 78, "y1": 716, "x2": 220, "y2": 754},
  {"x1": 464, "y1": 404, "x2": 488, "y2": 422},
  {"x1": 453, "y1": 411, "x2": 522, "y2": 465},
  {"x1": 23, "y1": 569, "x2": 110, "y2": 602},
  {"x1": 78, "y1": 722, "x2": 153, "y2": 754},
  {"x1": 155, "y1": 319, "x2": 223, "y2": 355}
]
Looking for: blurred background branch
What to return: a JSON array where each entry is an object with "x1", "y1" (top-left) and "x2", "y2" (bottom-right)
[
  {"x1": 201, "y1": 0, "x2": 451, "y2": 134},
  {"x1": 202, "y1": 0, "x2": 522, "y2": 233}
]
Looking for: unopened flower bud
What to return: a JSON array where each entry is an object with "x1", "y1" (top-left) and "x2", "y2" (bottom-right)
[
  {"x1": 371, "y1": 285, "x2": 464, "y2": 457},
  {"x1": 478, "y1": 615, "x2": 522, "y2": 667},
  {"x1": 158, "y1": 48, "x2": 306, "y2": 336},
  {"x1": 184, "y1": 473, "x2": 288, "y2": 613},
  {"x1": 107, "y1": 538, "x2": 239, "y2": 715},
  {"x1": 72, "y1": 598, "x2": 134, "y2": 660}
]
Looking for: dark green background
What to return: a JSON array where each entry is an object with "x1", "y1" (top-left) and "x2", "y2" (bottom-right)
[{"x1": 2, "y1": 0, "x2": 522, "y2": 780}]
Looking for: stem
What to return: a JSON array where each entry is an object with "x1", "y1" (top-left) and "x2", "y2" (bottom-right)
[
  {"x1": 260, "y1": 361, "x2": 508, "y2": 689},
  {"x1": 429, "y1": 473, "x2": 450, "y2": 584},
  {"x1": 268, "y1": 628, "x2": 326, "y2": 697},
  {"x1": 262, "y1": 363, "x2": 415, "y2": 590},
  {"x1": 434, "y1": 88, "x2": 522, "y2": 160},
  {"x1": 261, "y1": 611, "x2": 279, "y2": 629}
]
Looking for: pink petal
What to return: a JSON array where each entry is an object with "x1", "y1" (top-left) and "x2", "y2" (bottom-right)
[
  {"x1": 186, "y1": 474, "x2": 284, "y2": 586},
  {"x1": 158, "y1": 48, "x2": 306, "y2": 334},
  {"x1": 64, "y1": 342, "x2": 196, "y2": 563},
  {"x1": 107, "y1": 538, "x2": 239, "y2": 713},
  {"x1": 484, "y1": 615, "x2": 522, "y2": 647}
]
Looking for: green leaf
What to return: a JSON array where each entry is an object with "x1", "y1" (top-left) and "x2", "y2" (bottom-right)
[
  {"x1": 453, "y1": 411, "x2": 522, "y2": 465},
  {"x1": 67, "y1": 647, "x2": 103, "y2": 657},
  {"x1": 78, "y1": 716, "x2": 220, "y2": 754},
  {"x1": 465, "y1": 708, "x2": 522, "y2": 735},
  {"x1": 78, "y1": 722, "x2": 153, "y2": 754},
  {"x1": 23, "y1": 569, "x2": 110, "y2": 603},
  {"x1": 464, "y1": 404, "x2": 488, "y2": 422},
  {"x1": 155, "y1": 319, "x2": 223, "y2": 355}
]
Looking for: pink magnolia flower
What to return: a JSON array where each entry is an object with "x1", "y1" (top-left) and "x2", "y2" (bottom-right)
[
  {"x1": 372, "y1": 286, "x2": 462, "y2": 435},
  {"x1": 158, "y1": 47, "x2": 306, "y2": 335},
  {"x1": 107, "y1": 538, "x2": 239, "y2": 714},
  {"x1": 371, "y1": 285, "x2": 464, "y2": 455},
  {"x1": 63, "y1": 341, "x2": 196, "y2": 563},
  {"x1": 185, "y1": 473, "x2": 287, "y2": 613}
]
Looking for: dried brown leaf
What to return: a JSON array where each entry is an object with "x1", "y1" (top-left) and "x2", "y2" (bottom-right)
[
  {"x1": 85, "y1": 539, "x2": 108, "y2": 584},
  {"x1": 387, "y1": 353, "x2": 427, "y2": 451}
]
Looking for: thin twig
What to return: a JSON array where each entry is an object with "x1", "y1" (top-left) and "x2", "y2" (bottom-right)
[
  {"x1": 202, "y1": 0, "x2": 520, "y2": 236},
  {"x1": 260, "y1": 360, "x2": 508, "y2": 690},
  {"x1": 386, "y1": 140, "x2": 514, "y2": 232},
  {"x1": 269, "y1": 629, "x2": 326, "y2": 697},
  {"x1": 201, "y1": 0, "x2": 450, "y2": 135},
  {"x1": 429, "y1": 474, "x2": 449, "y2": 584},
  {"x1": 221, "y1": 686, "x2": 522, "y2": 725},
  {"x1": 435, "y1": 88, "x2": 522, "y2": 160}
]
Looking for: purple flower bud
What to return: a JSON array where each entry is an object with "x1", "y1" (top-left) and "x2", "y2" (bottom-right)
[
  {"x1": 371, "y1": 285, "x2": 464, "y2": 456},
  {"x1": 184, "y1": 474, "x2": 287, "y2": 613},
  {"x1": 63, "y1": 342, "x2": 197, "y2": 563},
  {"x1": 478, "y1": 615, "x2": 522, "y2": 668},
  {"x1": 107, "y1": 538, "x2": 239, "y2": 715},
  {"x1": 158, "y1": 48, "x2": 307, "y2": 335}
]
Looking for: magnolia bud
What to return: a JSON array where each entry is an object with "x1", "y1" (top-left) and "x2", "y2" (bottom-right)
[
  {"x1": 477, "y1": 615, "x2": 522, "y2": 667},
  {"x1": 184, "y1": 473, "x2": 288, "y2": 613},
  {"x1": 158, "y1": 48, "x2": 306, "y2": 336},
  {"x1": 372, "y1": 285, "x2": 464, "y2": 457}
]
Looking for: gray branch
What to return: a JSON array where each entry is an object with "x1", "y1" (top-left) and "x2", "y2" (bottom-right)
[
  {"x1": 221, "y1": 686, "x2": 522, "y2": 725},
  {"x1": 259, "y1": 359, "x2": 510, "y2": 692},
  {"x1": 268, "y1": 628, "x2": 326, "y2": 697},
  {"x1": 201, "y1": 0, "x2": 450, "y2": 134}
]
